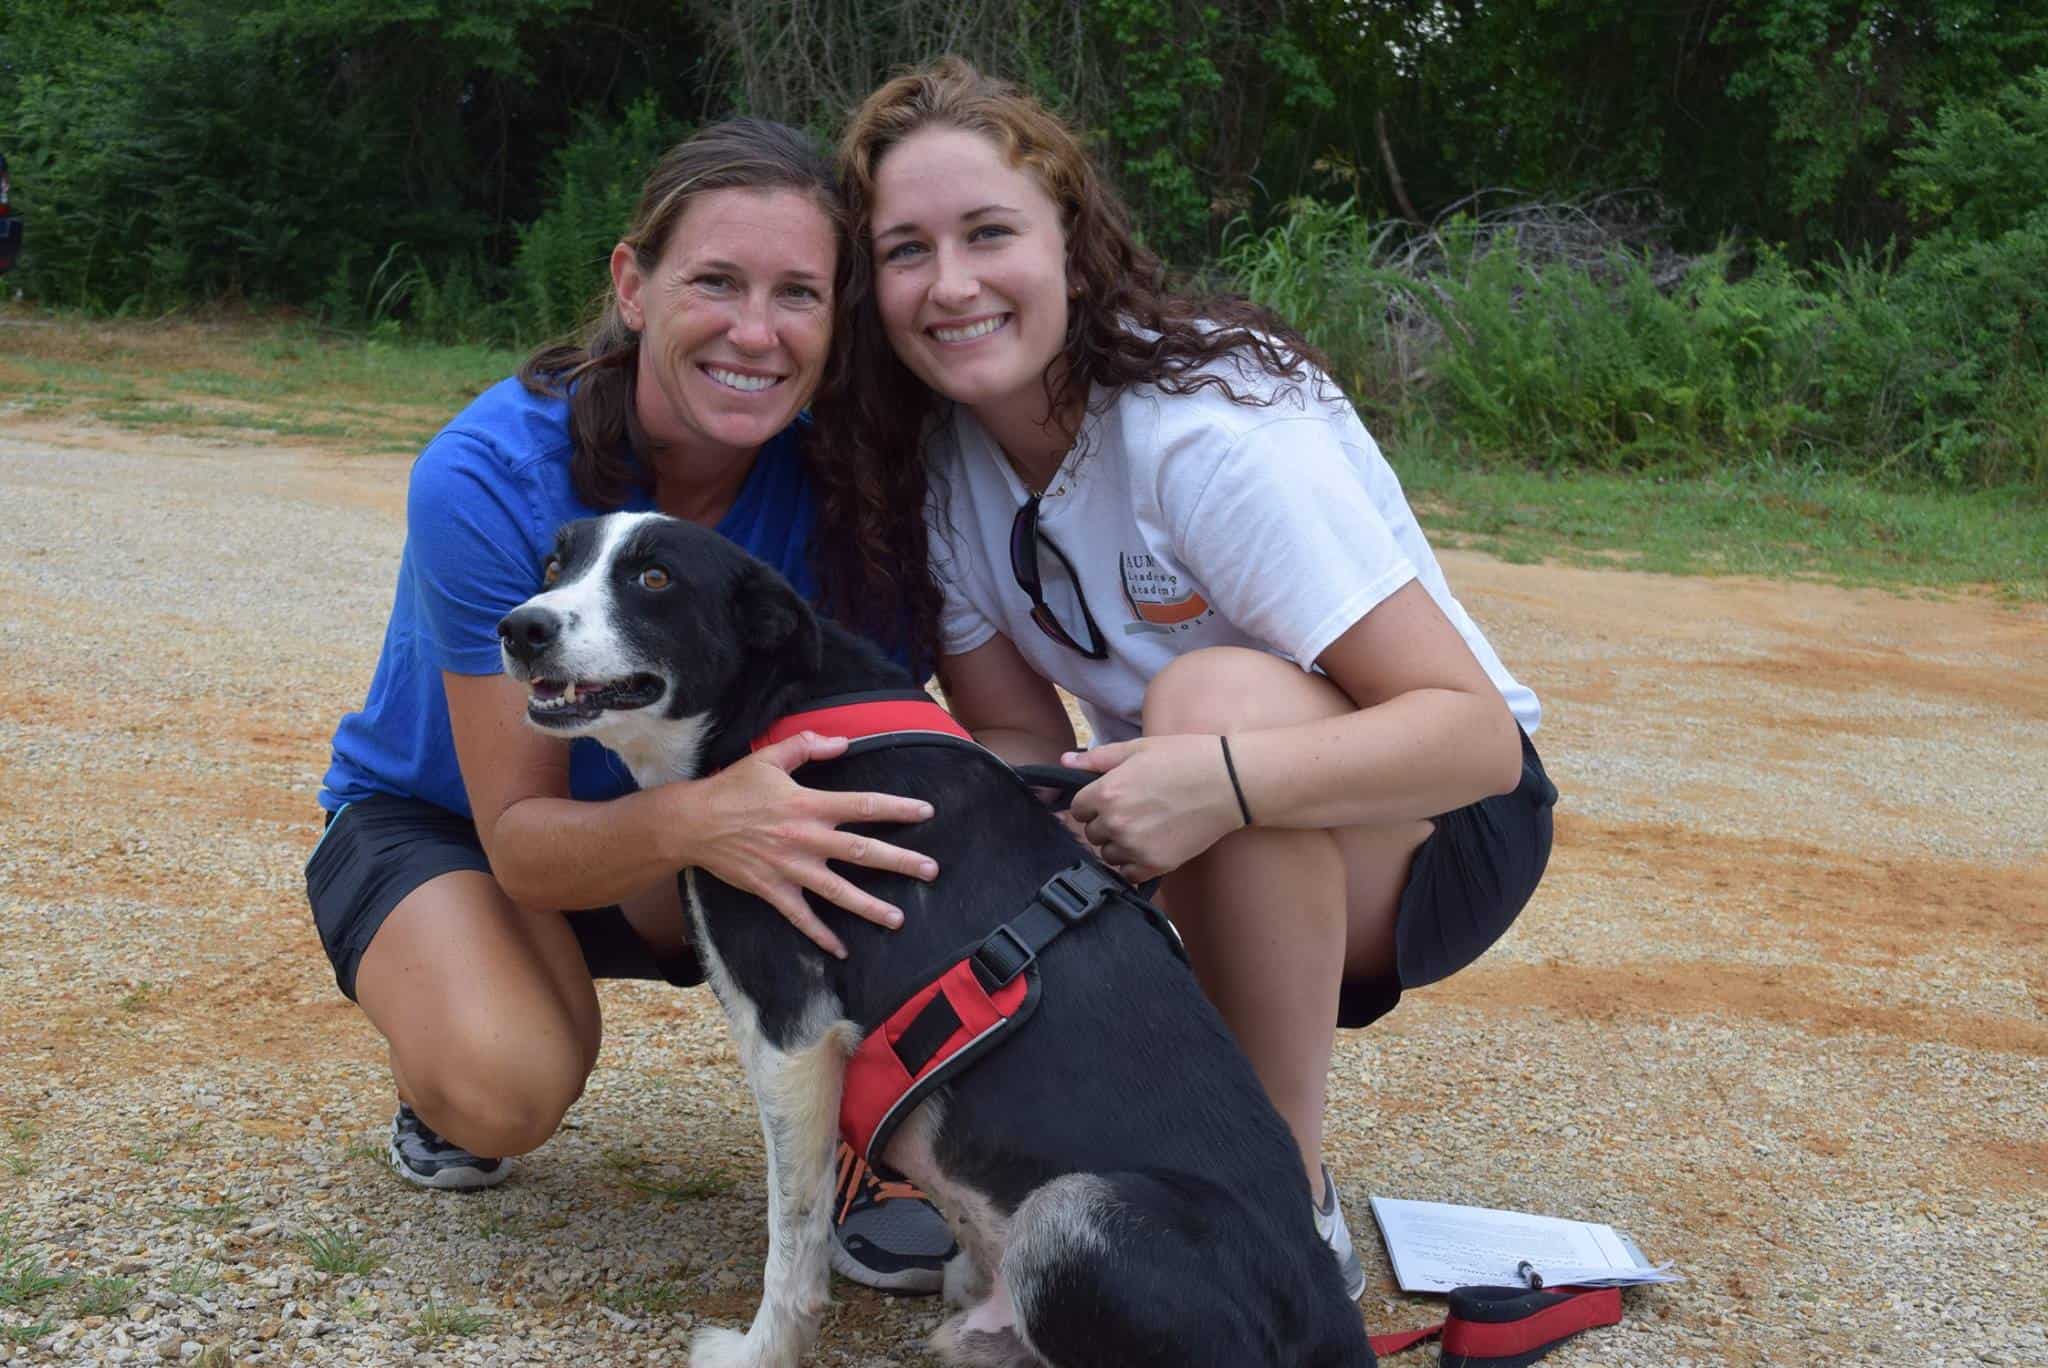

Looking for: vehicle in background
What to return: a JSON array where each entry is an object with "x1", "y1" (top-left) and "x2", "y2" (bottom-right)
[{"x1": 0, "y1": 153, "x2": 21, "y2": 275}]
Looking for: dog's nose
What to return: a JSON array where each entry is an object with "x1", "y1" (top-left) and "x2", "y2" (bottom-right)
[{"x1": 498, "y1": 605, "x2": 561, "y2": 664}]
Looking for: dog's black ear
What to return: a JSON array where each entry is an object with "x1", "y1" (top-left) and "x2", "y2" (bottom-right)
[{"x1": 733, "y1": 558, "x2": 822, "y2": 677}]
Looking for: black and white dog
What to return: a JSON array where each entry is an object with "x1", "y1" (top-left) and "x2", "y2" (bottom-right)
[{"x1": 498, "y1": 512, "x2": 1373, "y2": 1368}]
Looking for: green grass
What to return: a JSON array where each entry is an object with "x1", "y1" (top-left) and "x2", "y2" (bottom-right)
[
  {"x1": 599, "y1": 1278, "x2": 687, "y2": 1315},
  {"x1": 166, "y1": 1263, "x2": 222, "y2": 1297},
  {"x1": 340, "y1": 1138, "x2": 385, "y2": 1169},
  {"x1": 1, "y1": 309, "x2": 516, "y2": 455},
  {"x1": 135, "y1": 1122, "x2": 204, "y2": 1165},
  {"x1": 473, "y1": 1209, "x2": 520, "y2": 1238},
  {"x1": 0, "y1": 1321, "x2": 52, "y2": 1346},
  {"x1": 1394, "y1": 431, "x2": 2048, "y2": 600},
  {"x1": 98, "y1": 401, "x2": 201, "y2": 428},
  {"x1": 625, "y1": 1168, "x2": 733, "y2": 1203},
  {"x1": 297, "y1": 1228, "x2": 382, "y2": 1277},
  {"x1": 599, "y1": 1145, "x2": 646, "y2": 1174},
  {"x1": 8, "y1": 308, "x2": 2037, "y2": 598},
  {"x1": 3, "y1": 317, "x2": 514, "y2": 412},
  {"x1": 2, "y1": 1126, "x2": 38, "y2": 1179},
  {"x1": 0, "y1": 1252, "x2": 68, "y2": 1309},
  {"x1": 72, "y1": 1274, "x2": 136, "y2": 1318},
  {"x1": 412, "y1": 1298, "x2": 488, "y2": 1341},
  {"x1": 168, "y1": 1198, "x2": 249, "y2": 1228}
]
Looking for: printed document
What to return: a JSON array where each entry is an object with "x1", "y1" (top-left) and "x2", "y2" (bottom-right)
[{"x1": 1369, "y1": 1196, "x2": 1682, "y2": 1294}]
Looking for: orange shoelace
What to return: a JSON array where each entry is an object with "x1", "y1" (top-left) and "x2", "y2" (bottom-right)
[{"x1": 834, "y1": 1143, "x2": 929, "y2": 1223}]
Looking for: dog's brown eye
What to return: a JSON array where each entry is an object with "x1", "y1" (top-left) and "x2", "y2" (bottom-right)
[
  {"x1": 639, "y1": 566, "x2": 671, "y2": 591},
  {"x1": 541, "y1": 558, "x2": 562, "y2": 587}
]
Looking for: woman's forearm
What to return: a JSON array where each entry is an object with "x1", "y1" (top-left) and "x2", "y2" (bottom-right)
[
  {"x1": 1229, "y1": 688, "x2": 1522, "y2": 832},
  {"x1": 485, "y1": 784, "x2": 697, "y2": 915}
]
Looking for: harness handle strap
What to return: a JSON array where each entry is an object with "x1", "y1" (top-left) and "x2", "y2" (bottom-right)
[
  {"x1": 1010, "y1": 763, "x2": 1097, "y2": 811},
  {"x1": 1008, "y1": 766, "x2": 1168, "y2": 903},
  {"x1": 1368, "y1": 1285, "x2": 1623, "y2": 1365},
  {"x1": 1367, "y1": 1322, "x2": 1444, "y2": 1357}
]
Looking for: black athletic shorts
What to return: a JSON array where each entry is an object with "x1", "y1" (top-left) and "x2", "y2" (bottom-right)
[
  {"x1": 1336, "y1": 727, "x2": 1558, "y2": 1029},
  {"x1": 304, "y1": 794, "x2": 706, "y2": 1002}
]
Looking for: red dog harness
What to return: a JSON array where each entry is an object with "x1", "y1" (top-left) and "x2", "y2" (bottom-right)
[
  {"x1": 751, "y1": 691, "x2": 978, "y2": 756},
  {"x1": 753, "y1": 692, "x2": 1182, "y2": 1170}
]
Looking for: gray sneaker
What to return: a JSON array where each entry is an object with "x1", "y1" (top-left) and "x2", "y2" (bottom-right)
[
  {"x1": 1314, "y1": 1165, "x2": 1367, "y2": 1301},
  {"x1": 829, "y1": 1143, "x2": 954, "y2": 1294},
  {"x1": 389, "y1": 1104, "x2": 510, "y2": 1191}
]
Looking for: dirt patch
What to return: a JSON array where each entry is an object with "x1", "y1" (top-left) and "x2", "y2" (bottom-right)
[
  {"x1": 1698, "y1": 640, "x2": 2048, "y2": 721},
  {"x1": 1555, "y1": 814, "x2": 2048, "y2": 959},
  {"x1": 3, "y1": 417, "x2": 2044, "y2": 1366},
  {"x1": 1451, "y1": 958, "x2": 2048, "y2": 1056}
]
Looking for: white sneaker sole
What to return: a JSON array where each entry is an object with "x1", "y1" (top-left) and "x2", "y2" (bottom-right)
[
  {"x1": 389, "y1": 1139, "x2": 510, "y2": 1191},
  {"x1": 1317, "y1": 1166, "x2": 1368, "y2": 1301},
  {"x1": 829, "y1": 1236, "x2": 945, "y2": 1294}
]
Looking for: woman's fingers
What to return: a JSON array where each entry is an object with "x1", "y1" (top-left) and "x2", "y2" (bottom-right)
[
  {"x1": 799, "y1": 864, "x2": 906, "y2": 930},
  {"x1": 1055, "y1": 809, "x2": 1100, "y2": 856},
  {"x1": 752, "y1": 729, "x2": 851, "y2": 774},
  {"x1": 1097, "y1": 841, "x2": 1155, "y2": 885},
  {"x1": 838, "y1": 830, "x2": 939, "y2": 882},
  {"x1": 826, "y1": 787, "x2": 937, "y2": 831},
  {"x1": 699, "y1": 745, "x2": 942, "y2": 948},
  {"x1": 762, "y1": 884, "x2": 849, "y2": 959}
]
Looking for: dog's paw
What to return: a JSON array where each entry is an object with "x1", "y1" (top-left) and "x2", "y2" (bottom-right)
[
  {"x1": 688, "y1": 1326, "x2": 771, "y2": 1368},
  {"x1": 941, "y1": 1248, "x2": 984, "y2": 1309},
  {"x1": 931, "y1": 1315, "x2": 1038, "y2": 1368}
]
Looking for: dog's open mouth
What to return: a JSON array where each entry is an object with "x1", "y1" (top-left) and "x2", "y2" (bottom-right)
[{"x1": 525, "y1": 674, "x2": 664, "y2": 726}]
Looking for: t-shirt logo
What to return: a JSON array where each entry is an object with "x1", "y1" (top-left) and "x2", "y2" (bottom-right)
[{"x1": 1118, "y1": 552, "x2": 1212, "y2": 635}]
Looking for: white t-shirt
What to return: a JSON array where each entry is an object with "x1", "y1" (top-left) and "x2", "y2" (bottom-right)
[{"x1": 924, "y1": 358, "x2": 1541, "y2": 745}]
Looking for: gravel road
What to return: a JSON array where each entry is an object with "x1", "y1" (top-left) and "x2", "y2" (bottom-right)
[{"x1": 1, "y1": 421, "x2": 2042, "y2": 1367}]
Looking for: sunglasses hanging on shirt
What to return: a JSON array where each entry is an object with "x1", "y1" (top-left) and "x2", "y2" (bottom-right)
[{"x1": 1008, "y1": 493, "x2": 1109, "y2": 661}]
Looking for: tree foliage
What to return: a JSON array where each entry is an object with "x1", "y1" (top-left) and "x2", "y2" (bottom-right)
[
  {"x1": 1, "y1": 0, "x2": 711, "y2": 312},
  {"x1": 3, "y1": 0, "x2": 2044, "y2": 488}
]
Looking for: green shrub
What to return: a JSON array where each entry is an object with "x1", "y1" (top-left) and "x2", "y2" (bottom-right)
[
  {"x1": 1219, "y1": 198, "x2": 1410, "y2": 409},
  {"x1": 1224, "y1": 198, "x2": 2046, "y2": 488},
  {"x1": 509, "y1": 96, "x2": 687, "y2": 345}
]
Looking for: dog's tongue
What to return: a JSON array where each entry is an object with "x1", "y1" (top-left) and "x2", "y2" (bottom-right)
[{"x1": 532, "y1": 679, "x2": 568, "y2": 700}]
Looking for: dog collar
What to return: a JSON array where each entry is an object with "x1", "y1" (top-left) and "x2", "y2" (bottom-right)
[{"x1": 751, "y1": 690, "x2": 975, "y2": 755}]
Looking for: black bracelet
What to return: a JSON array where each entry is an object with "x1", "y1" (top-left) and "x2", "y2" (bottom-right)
[{"x1": 1219, "y1": 735, "x2": 1253, "y2": 827}]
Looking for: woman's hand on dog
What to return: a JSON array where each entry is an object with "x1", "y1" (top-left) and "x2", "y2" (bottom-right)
[
  {"x1": 1062, "y1": 735, "x2": 1246, "y2": 884},
  {"x1": 683, "y1": 731, "x2": 938, "y2": 958}
]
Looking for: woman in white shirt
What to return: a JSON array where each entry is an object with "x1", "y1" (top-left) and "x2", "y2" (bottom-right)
[{"x1": 823, "y1": 58, "x2": 1557, "y2": 1297}]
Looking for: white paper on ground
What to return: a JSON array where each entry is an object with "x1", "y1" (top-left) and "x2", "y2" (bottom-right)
[{"x1": 1368, "y1": 1196, "x2": 1684, "y2": 1294}]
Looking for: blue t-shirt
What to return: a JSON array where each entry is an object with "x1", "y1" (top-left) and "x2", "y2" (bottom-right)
[{"x1": 320, "y1": 376, "x2": 821, "y2": 817}]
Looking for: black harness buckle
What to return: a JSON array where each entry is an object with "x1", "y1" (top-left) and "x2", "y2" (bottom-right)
[
  {"x1": 972, "y1": 923, "x2": 1037, "y2": 986},
  {"x1": 1036, "y1": 866, "x2": 1109, "y2": 923}
]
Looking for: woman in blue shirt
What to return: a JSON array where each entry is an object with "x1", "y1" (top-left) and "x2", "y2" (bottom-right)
[{"x1": 307, "y1": 119, "x2": 952, "y2": 1290}]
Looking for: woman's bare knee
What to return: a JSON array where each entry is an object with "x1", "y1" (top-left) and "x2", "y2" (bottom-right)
[
  {"x1": 1141, "y1": 647, "x2": 1350, "y2": 737},
  {"x1": 354, "y1": 870, "x2": 602, "y2": 1155},
  {"x1": 400, "y1": 1032, "x2": 589, "y2": 1156}
]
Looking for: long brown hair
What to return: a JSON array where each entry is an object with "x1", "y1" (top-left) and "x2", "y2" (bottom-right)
[
  {"x1": 815, "y1": 57, "x2": 1331, "y2": 666},
  {"x1": 518, "y1": 118, "x2": 848, "y2": 510}
]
